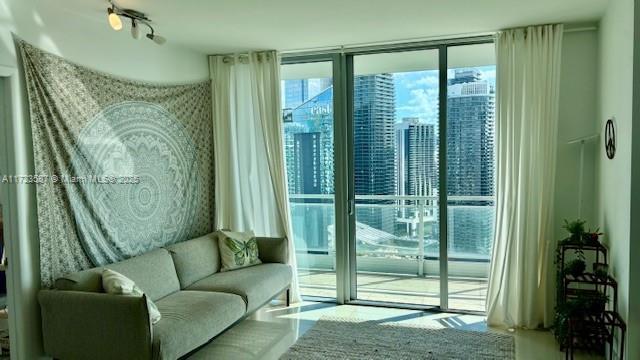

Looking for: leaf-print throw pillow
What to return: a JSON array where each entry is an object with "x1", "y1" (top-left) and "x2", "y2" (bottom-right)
[{"x1": 218, "y1": 230, "x2": 262, "y2": 271}]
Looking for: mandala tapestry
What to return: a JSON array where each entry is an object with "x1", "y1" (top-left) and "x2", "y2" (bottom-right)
[{"x1": 17, "y1": 41, "x2": 214, "y2": 286}]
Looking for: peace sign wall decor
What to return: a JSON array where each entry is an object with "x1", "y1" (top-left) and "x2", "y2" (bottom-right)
[{"x1": 605, "y1": 118, "x2": 616, "y2": 160}]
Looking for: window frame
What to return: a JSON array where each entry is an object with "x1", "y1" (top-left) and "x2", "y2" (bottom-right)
[{"x1": 281, "y1": 36, "x2": 495, "y2": 314}]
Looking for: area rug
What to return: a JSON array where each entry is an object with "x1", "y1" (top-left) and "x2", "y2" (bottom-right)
[{"x1": 280, "y1": 317, "x2": 515, "y2": 359}]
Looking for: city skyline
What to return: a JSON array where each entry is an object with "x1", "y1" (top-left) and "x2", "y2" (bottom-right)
[
  {"x1": 282, "y1": 65, "x2": 496, "y2": 256},
  {"x1": 283, "y1": 66, "x2": 496, "y2": 126}
]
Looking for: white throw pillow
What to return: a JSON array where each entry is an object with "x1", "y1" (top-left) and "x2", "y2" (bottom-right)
[
  {"x1": 218, "y1": 230, "x2": 262, "y2": 271},
  {"x1": 102, "y1": 268, "x2": 162, "y2": 324}
]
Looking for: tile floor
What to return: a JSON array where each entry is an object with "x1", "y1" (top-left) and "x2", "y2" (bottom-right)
[{"x1": 188, "y1": 301, "x2": 603, "y2": 359}]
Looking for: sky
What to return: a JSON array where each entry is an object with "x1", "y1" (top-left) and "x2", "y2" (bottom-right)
[
  {"x1": 281, "y1": 65, "x2": 496, "y2": 123},
  {"x1": 394, "y1": 66, "x2": 496, "y2": 124}
]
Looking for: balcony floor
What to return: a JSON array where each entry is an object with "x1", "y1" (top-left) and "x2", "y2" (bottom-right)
[{"x1": 299, "y1": 269, "x2": 487, "y2": 312}]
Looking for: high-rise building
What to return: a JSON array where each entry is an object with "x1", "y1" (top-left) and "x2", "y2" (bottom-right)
[
  {"x1": 447, "y1": 69, "x2": 495, "y2": 197},
  {"x1": 284, "y1": 86, "x2": 334, "y2": 250},
  {"x1": 284, "y1": 86, "x2": 334, "y2": 195},
  {"x1": 395, "y1": 117, "x2": 438, "y2": 238},
  {"x1": 446, "y1": 69, "x2": 495, "y2": 256},
  {"x1": 353, "y1": 74, "x2": 396, "y2": 233},
  {"x1": 284, "y1": 79, "x2": 308, "y2": 110},
  {"x1": 396, "y1": 117, "x2": 413, "y2": 198},
  {"x1": 448, "y1": 69, "x2": 481, "y2": 85},
  {"x1": 308, "y1": 78, "x2": 332, "y2": 99},
  {"x1": 291, "y1": 132, "x2": 322, "y2": 194},
  {"x1": 283, "y1": 78, "x2": 333, "y2": 110},
  {"x1": 395, "y1": 118, "x2": 438, "y2": 198}
]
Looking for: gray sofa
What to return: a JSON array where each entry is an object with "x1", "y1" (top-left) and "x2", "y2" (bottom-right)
[{"x1": 38, "y1": 232, "x2": 292, "y2": 360}]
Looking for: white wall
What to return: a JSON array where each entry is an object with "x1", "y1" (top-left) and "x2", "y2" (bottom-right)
[
  {"x1": 630, "y1": 1, "x2": 640, "y2": 358},
  {"x1": 550, "y1": 29, "x2": 600, "y2": 326},
  {"x1": 554, "y1": 29, "x2": 599, "y2": 240},
  {"x1": 596, "y1": 0, "x2": 635, "y2": 358},
  {"x1": 0, "y1": 0, "x2": 209, "y2": 358}
]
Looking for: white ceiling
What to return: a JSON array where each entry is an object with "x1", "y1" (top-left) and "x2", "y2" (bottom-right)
[
  {"x1": 46, "y1": 0, "x2": 608, "y2": 54},
  {"x1": 281, "y1": 43, "x2": 496, "y2": 79}
]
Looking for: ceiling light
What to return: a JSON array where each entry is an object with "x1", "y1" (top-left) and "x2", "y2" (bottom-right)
[
  {"x1": 131, "y1": 19, "x2": 139, "y2": 39},
  {"x1": 146, "y1": 33, "x2": 166, "y2": 45},
  {"x1": 107, "y1": 7, "x2": 122, "y2": 31},
  {"x1": 107, "y1": 1, "x2": 167, "y2": 44}
]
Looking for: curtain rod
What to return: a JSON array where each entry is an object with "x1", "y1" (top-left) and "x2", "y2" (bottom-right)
[
  {"x1": 211, "y1": 52, "x2": 274, "y2": 63},
  {"x1": 280, "y1": 25, "x2": 598, "y2": 57},
  {"x1": 208, "y1": 25, "x2": 597, "y2": 58},
  {"x1": 280, "y1": 32, "x2": 496, "y2": 56},
  {"x1": 564, "y1": 26, "x2": 598, "y2": 33}
]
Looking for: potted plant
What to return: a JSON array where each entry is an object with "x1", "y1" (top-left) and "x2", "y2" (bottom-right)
[
  {"x1": 565, "y1": 258, "x2": 586, "y2": 277},
  {"x1": 593, "y1": 263, "x2": 609, "y2": 279},
  {"x1": 582, "y1": 228, "x2": 603, "y2": 246},
  {"x1": 562, "y1": 219, "x2": 586, "y2": 244},
  {"x1": 553, "y1": 305, "x2": 571, "y2": 345},
  {"x1": 553, "y1": 298, "x2": 587, "y2": 345}
]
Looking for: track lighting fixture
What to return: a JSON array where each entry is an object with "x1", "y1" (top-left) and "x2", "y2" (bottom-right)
[
  {"x1": 106, "y1": 1, "x2": 166, "y2": 45},
  {"x1": 131, "y1": 19, "x2": 139, "y2": 39},
  {"x1": 146, "y1": 32, "x2": 166, "y2": 45}
]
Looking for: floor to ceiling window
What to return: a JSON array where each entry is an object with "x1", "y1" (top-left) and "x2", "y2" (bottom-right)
[
  {"x1": 281, "y1": 40, "x2": 496, "y2": 312},
  {"x1": 351, "y1": 49, "x2": 441, "y2": 307},
  {"x1": 281, "y1": 61, "x2": 337, "y2": 299},
  {"x1": 446, "y1": 43, "x2": 496, "y2": 311}
]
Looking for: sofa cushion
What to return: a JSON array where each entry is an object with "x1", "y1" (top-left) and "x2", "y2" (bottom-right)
[
  {"x1": 54, "y1": 248, "x2": 180, "y2": 302},
  {"x1": 108, "y1": 249, "x2": 180, "y2": 301},
  {"x1": 256, "y1": 236, "x2": 288, "y2": 264},
  {"x1": 54, "y1": 268, "x2": 102, "y2": 292},
  {"x1": 152, "y1": 291, "x2": 245, "y2": 360},
  {"x1": 165, "y1": 233, "x2": 220, "y2": 288},
  {"x1": 186, "y1": 263, "x2": 292, "y2": 313}
]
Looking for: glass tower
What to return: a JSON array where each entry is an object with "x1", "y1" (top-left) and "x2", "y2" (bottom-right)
[
  {"x1": 284, "y1": 85, "x2": 334, "y2": 251},
  {"x1": 353, "y1": 74, "x2": 397, "y2": 233},
  {"x1": 446, "y1": 69, "x2": 495, "y2": 256}
]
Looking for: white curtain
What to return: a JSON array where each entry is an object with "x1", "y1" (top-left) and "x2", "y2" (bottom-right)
[
  {"x1": 486, "y1": 24, "x2": 563, "y2": 329},
  {"x1": 210, "y1": 52, "x2": 301, "y2": 303}
]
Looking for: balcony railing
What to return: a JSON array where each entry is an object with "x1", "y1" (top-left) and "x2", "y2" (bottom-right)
[
  {"x1": 289, "y1": 193, "x2": 495, "y2": 279},
  {"x1": 289, "y1": 194, "x2": 494, "y2": 311}
]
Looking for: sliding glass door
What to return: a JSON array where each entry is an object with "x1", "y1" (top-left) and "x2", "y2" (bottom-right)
[
  {"x1": 281, "y1": 60, "x2": 337, "y2": 299},
  {"x1": 351, "y1": 50, "x2": 442, "y2": 307},
  {"x1": 446, "y1": 43, "x2": 496, "y2": 312},
  {"x1": 280, "y1": 39, "x2": 496, "y2": 312}
]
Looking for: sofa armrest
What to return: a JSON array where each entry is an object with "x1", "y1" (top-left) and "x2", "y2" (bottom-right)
[
  {"x1": 256, "y1": 236, "x2": 288, "y2": 264},
  {"x1": 39, "y1": 289, "x2": 152, "y2": 360}
]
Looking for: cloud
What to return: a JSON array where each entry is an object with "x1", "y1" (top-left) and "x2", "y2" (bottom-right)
[
  {"x1": 393, "y1": 66, "x2": 495, "y2": 123},
  {"x1": 395, "y1": 72, "x2": 439, "y2": 89},
  {"x1": 408, "y1": 75, "x2": 439, "y2": 88},
  {"x1": 397, "y1": 87, "x2": 440, "y2": 123},
  {"x1": 393, "y1": 71, "x2": 440, "y2": 123},
  {"x1": 479, "y1": 69, "x2": 496, "y2": 83}
]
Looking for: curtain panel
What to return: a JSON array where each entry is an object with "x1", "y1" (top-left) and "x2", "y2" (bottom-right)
[
  {"x1": 210, "y1": 52, "x2": 301, "y2": 303},
  {"x1": 486, "y1": 24, "x2": 563, "y2": 328}
]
